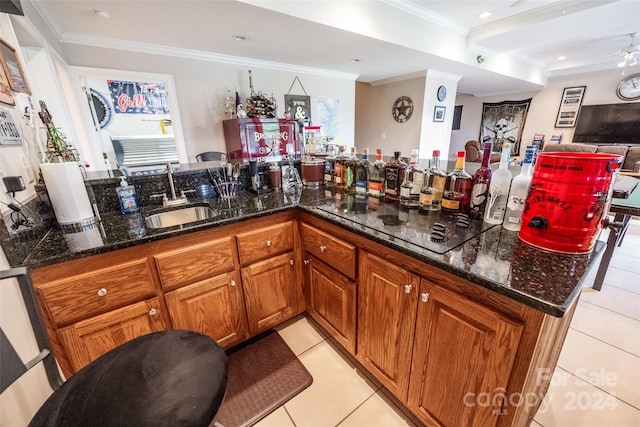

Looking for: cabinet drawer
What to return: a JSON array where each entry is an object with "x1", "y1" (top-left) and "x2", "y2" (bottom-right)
[
  {"x1": 154, "y1": 236, "x2": 235, "y2": 290},
  {"x1": 236, "y1": 221, "x2": 295, "y2": 265},
  {"x1": 301, "y1": 223, "x2": 356, "y2": 279},
  {"x1": 38, "y1": 259, "x2": 156, "y2": 326}
]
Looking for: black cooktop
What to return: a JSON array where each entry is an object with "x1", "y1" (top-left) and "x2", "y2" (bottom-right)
[{"x1": 316, "y1": 194, "x2": 497, "y2": 254}]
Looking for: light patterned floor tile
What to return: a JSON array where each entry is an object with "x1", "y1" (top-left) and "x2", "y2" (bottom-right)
[
  {"x1": 534, "y1": 368, "x2": 640, "y2": 427},
  {"x1": 598, "y1": 266, "x2": 640, "y2": 294},
  {"x1": 579, "y1": 286, "x2": 640, "y2": 321},
  {"x1": 337, "y1": 390, "x2": 418, "y2": 427},
  {"x1": 557, "y1": 329, "x2": 640, "y2": 409},
  {"x1": 251, "y1": 406, "x2": 295, "y2": 427},
  {"x1": 571, "y1": 300, "x2": 640, "y2": 356},
  {"x1": 285, "y1": 340, "x2": 379, "y2": 427},
  {"x1": 610, "y1": 252, "x2": 640, "y2": 274},
  {"x1": 275, "y1": 314, "x2": 327, "y2": 356}
]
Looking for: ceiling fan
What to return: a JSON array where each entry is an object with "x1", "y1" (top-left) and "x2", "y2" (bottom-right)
[{"x1": 617, "y1": 33, "x2": 640, "y2": 74}]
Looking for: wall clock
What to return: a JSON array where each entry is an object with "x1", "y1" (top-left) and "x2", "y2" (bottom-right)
[
  {"x1": 617, "y1": 73, "x2": 640, "y2": 101},
  {"x1": 437, "y1": 85, "x2": 447, "y2": 102},
  {"x1": 392, "y1": 96, "x2": 413, "y2": 123}
]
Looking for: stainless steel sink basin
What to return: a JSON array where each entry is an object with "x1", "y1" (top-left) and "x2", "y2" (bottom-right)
[{"x1": 144, "y1": 204, "x2": 217, "y2": 229}]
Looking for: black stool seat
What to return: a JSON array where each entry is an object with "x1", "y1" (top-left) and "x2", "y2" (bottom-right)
[{"x1": 29, "y1": 330, "x2": 227, "y2": 427}]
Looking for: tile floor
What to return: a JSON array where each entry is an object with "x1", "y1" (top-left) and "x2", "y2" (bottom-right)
[{"x1": 259, "y1": 220, "x2": 640, "y2": 427}]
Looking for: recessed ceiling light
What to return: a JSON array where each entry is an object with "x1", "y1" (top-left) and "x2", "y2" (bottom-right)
[
  {"x1": 478, "y1": 12, "x2": 491, "y2": 19},
  {"x1": 349, "y1": 58, "x2": 361, "y2": 63},
  {"x1": 93, "y1": 9, "x2": 110, "y2": 19},
  {"x1": 557, "y1": 56, "x2": 566, "y2": 61},
  {"x1": 232, "y1": 35, "x2": 248, "y2": 41}
]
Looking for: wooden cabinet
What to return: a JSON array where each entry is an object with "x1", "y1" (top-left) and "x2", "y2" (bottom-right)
[
  {"x1": 300, "y1": 222, "x2": 356, "y2": 279},
  {"x1": 164, "y1": 271, "x2": 248, "y2": 349},
  {"x1": 242, "y1": 251, "x2": 302, "y2": 334},
  {"x1": 304, "y1": 255, "x2": 356, "y2": 354},
  {"x1": 58, "y1": 297, "x2": 167, "y2": 372},
  {"x1": 357, "y1": 251, "x2": 420, "y2": 402},
  {"x1": 407, "y1": 282, "x2": 523, "y2": 427}
]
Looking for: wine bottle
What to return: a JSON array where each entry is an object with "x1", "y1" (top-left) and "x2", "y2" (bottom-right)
[
  {"x1": 419, "y1": 150, "x2": 447, "y2": 212},
  {"x1": 333, "y1": 145, "x2": 346, "y2": 192},
  {"x1": 355, "y1": 148, "x2": 370, "y2": 196},
  {"x1": 484, "y1": 143, "x2": 513, "y2": 224},
  {"x1": 503, "y1": 145, "x2": 536, "y2": 231},
  {"x1": 344, "y1": 146, "x2": 358, "y2": 194},
  {"x1": 469, "y1": 142, "x2": 493, "y2": 219},
  {"x1": 442, "y1": 150, "x2": 473, "y2": 214},
  {"x1": 368, "y1": 148, "x2": 386, "y2": 198},
  {"x1": 400, "y1": 168, "x2": 419, "y2": 208},
  {"x1": 384, "y1": 151, "x2": 407, "y2": 201}
]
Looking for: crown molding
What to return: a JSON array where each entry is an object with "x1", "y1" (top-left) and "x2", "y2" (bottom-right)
[{"x1": 380, "y1": 0, "x2": 467, "y2": 37}]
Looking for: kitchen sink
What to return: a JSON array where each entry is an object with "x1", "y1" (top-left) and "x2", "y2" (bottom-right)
[{"x1": 144, "y1": 204, "x2": 217, "y2": 229}]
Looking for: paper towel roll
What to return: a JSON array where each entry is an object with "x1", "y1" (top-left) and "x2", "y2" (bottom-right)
[{"x1": 40, "y1": 163, "x2": 95, "y2": 225}]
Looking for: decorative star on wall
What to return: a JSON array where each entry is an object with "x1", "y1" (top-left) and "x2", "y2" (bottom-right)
[{"x1": 392, "y1": 96, "x2": 413, "y2": 123}]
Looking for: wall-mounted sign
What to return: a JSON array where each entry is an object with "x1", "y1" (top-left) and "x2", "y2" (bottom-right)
[
  {"x1": 107, "y1": 80, "x2": 170, "y2": 114},
  {"x1": 0, "y1": 107, "x2": 21, "y2": 145},
  {"x1": 555, "y1": 86, "x2": 586, "y2": 128}
]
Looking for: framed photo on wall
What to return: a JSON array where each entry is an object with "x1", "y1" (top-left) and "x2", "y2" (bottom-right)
[
  {"x1": 433, "y1": 106, "x2": 445, "y2": 122},
  {"x1": 554, "y1": 86, "x2": 586, "y2": 128},
  {"x1": 0, "y1": 61, "x2": 15, "y2": 105},
  {"x1": 0, "y1": 38, "x2": 31, "y2": 95}
]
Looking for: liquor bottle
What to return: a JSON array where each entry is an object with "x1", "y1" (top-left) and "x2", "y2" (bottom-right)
[
  {"x1": 368, "y1": 148, "x2": 386, "y2": 198},
  {"x1": 355, "y1": 148, "x2": 370, "y2": 196},
  {"x1": 469, "y1": 142, "x2": 493, "y2": 219},
  {"x1": 323, "y1": 145, "x2": 336, "y2": 187},
  {"x1": 484, "y1": 143, "x2": 513, "y2": 224},
  {"x1": 441, "y1": 151, "x2": 473, "y2": 214},
  {"x1": 333, "y1": 145, "x2": 346, "y2": 192},
  {"x1": 399, "y1": 168, "x2": 419, "y2": 208},
  {"x1": 384, "y1": 151, "x2": 407, "y2": 201},
  {"x1": 419, "y1": 150, "x2": 447, "y2": 212},
  {"x1": 408, "y1": 149, "x2": 424, "y2": 200},
  {"x1": 344, "y1": 146, "x2": 358, "y2": 194},
  {"x1": 503, "y1": 145, "x2": 536, "y2": 231}
]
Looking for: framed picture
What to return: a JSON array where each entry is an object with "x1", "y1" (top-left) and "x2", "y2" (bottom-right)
[
  {"x1": 554, "y1": 86, "x2": 586, "y2": 128},
  {"x1": 479, "y1": 98, "x2": 531, "y2": 156},
  {"x1": 0, "y1": 38, "x2": 30, "y2": 95},
  {"x1": 433, "y1": 105, "x2": 445, "y2": 122},
  {"x1": 0, "y1": 61, "x2": 15, "y2": 105}
]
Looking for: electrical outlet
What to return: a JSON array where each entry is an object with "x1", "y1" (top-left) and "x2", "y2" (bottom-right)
[{"x1": 3, "y1": 176, "x2": 26, "y2": 193}]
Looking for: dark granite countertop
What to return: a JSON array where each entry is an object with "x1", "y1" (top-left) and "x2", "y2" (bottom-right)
[{"x1": 0, "y1": 188, "x2": 603, "y2": 318}]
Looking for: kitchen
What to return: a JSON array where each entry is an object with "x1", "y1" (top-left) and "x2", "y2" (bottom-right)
[{"x1": 1, "y1": 1, "x2": 640, "y2": 427}]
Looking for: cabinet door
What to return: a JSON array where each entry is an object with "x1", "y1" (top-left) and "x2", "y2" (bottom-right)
[
  {"x1": 165, "y1": 272, "x2": 248, "y2": 349},
  {"x1": 58, "y1": 298, "x2": 168, "y2": 373},
  {"x1": 241, "y1": 251, "x2": 302, "y2": 334},
  {"x1": 305, "y1": 255, "x2": 356, "y2": 354},
  {"x1": 357, "y1": 252, "x2": 420, "y2": 402},
  {"x1": 407, "y1": 282, "x2": 523, "y2": 427}
]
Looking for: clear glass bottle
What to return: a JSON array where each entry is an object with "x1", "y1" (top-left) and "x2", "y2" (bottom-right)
[
  {"x1": 355, "y1": 148, "x2": 370, "y2": 196},
  {"x1": 333, "y1": 145, "x2": 347, "y2": 192},
  {"x1": 419, "y1": 150, "x2": 447, "y2": 212},
  {"x1": 343, "y1": 146, "x2": 358, "y2": 194},
  {"x1": 384, "y1": 151, "x2": 407, "y2": 201},
  {"x1": 368, "y1": 148, "x2": 386, "y2": 198},
  {"x1": 408, "y1": 149, "x2": 424, "y2": 200},
  {"x1": 484, "y1": 143, "x2": 513, "y2": 224},
  {"x1": 399, "y1": 168, "x2": 420, "y2": 208},
  {"x1": 469, "y1": 142, "x2": 493, "y2": 219},
  {"x1": 441, "y1": 151, "x2": 473, "y2": 214},
  {"x1": 503, "y1": 145, "x2": 536, "y2": 231},
  {"x1": 323, "y1": 145, "x2": 336, "y2": 187}
]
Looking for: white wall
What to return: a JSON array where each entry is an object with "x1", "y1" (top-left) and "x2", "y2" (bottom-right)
[{"x1": 451, "y1": 67, "x2": 640, "y2": 159}]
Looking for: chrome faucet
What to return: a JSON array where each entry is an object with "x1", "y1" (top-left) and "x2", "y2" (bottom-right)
[{"x1": 166, "y1": 161, "x2": 178, "y2": 201}]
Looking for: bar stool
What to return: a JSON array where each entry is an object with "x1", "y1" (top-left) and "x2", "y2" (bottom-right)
[{"x1": 1, "y1": 268, "x2": 228, "y2": 427}]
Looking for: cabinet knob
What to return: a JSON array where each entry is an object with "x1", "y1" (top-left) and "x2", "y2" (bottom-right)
[
  {"x1": 149, "y1": 308, "x2": 157, "y2": 316},
  {"x1": 421, "y1": 293, "x2": 430, "y2": 303},
  {"x1": 404, "y1": 285, "x2": 412, "y2": 294},
  {"x1": 97, "y1": 288, "x2": 107, "y2": 297},
  {"x1": 303, "y1": 259, "x2": 310, "y2": 265},
  {"x1": 320, "y1": 245, "x2": 327, "y2": 252},
  {"x1": 290, "y1": 259, "x2": 294, "y2": 266},
  {"x1": 230, "y1": 280, "x2": 237, "y2": 287},
  {"x1": 266, "y1": 240, "x2": 272, "y2": 247}
]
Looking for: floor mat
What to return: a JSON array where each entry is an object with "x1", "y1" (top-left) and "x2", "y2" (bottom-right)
[{"x1": 214, "y1": 330, "x2": 313, "y2": 427}]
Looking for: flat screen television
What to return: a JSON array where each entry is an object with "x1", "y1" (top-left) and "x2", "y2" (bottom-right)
[{"x1": 572, "y1": 103, "x2": 640, "y2": 145}]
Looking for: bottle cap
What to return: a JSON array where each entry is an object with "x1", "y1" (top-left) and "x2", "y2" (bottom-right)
[
  {"x1": 432, "y1": 150, "x2": 440, "y2": 156},
  {"x1": 119, "y1": 176, "x2": 128, "y2": 187},
  {"x1": 457, "y1": 151, "x2": 466, "y2": 157}
]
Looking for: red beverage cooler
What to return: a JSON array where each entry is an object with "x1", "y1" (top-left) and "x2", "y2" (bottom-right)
[{"x1": 223, "y1": 118, "x2": 301, "y2": 163}]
